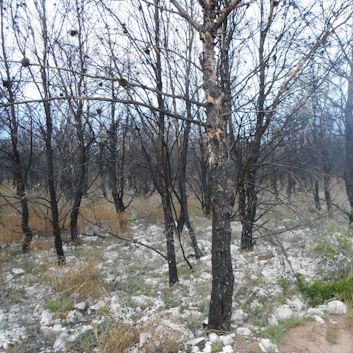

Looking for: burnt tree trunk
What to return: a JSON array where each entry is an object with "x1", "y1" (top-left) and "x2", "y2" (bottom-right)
[
  {"x1": 344, "y1": 57, "x2": 353, "y2": 224},
  {"x1": 154, "y1": 0, "x2": 178, "y2": 285},
  {"x1": 40, "y1": 3, "x2": 65, "y2": 264},
  {"x1": 313, "y1": 179, "x2": 321, "y2": 211},
  {"x1": 176, "y1": 33, "x2": 203, "y2": 259},
  {"x1": 0, "y1": 6, "x2": 33, "y2": 253},
  {"x1": 69, "y1": 103, "x2": 88, "y2": 241},
  {"x1": 200, "y1": 20, "x2": 234, "y2": 331},
  {"x1": 107, "y1": 102, "x2": 126, "y2": 214}
]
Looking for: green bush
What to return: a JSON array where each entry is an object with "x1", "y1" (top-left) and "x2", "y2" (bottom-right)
[
  {"x1": 297, "y1": 274, "x2": 353, "y2": 306},
  {"x1": 44, "y1": 296, "x2": 74, "y2": 312},
  {"x1": 264, "y1": 317, "x2": 305, "y2": 344}
]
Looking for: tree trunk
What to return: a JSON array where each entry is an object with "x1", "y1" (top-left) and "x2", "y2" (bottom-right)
[
  {"x1": 323, "y1": 174, "x2": 332, "y2": 217},
  {"x1": 0, "y1": 4, "x2": 33, "y2": 253},
  {"x1": 154, "y1": 0, "x2": 178, "y2": 285},
  {"x1": 313, "y1": 179, "x2": 321, "y2": 211},
  {"x1": 70, "y1": 107, "x2": 87, "y2": 242},
  {"x1": 344, "y1": 60, "x2": 353, "y2": 224},
  {"x1": 200, "y1": 23, "x2": 234, "y2": 330}
]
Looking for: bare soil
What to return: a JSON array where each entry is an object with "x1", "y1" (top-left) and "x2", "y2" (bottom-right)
[{"x1": 278, "y1": 315, "x2": 353, "y2": 353}]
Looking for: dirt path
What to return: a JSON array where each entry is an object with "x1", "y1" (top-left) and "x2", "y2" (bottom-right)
[{"x1": 279, "y1": 315, "x2": 353, "y2": 353}]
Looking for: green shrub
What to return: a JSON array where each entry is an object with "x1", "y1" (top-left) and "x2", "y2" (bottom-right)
[
  {"x1": 44, "y1": 296, "x2": 74, "y2": 312},
  {"x1": 297, "y1": 274, "x2": 353, "y2": 306},
  {"x1": 264, "y1": 317, "x2": 305, "y2": 344}
]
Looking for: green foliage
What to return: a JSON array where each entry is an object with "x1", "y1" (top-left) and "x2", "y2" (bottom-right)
[
  {"x1": 297, "y1": 274, "x2": 353, "y2": 306},
  {"x1": 44, "y1": 296, "x2": 74, "y2": 312},
  {"x1": 264, "y1": 317, "x2": 305, "y2": 344},
  {"x1": 313, "y1": 228, "x2": 353, "y2": 280},
  {"x1": 178, "y1": 264, "x2": 192, "y2": 277},
  {"x1": 211, "y1": 342, "x2": 223, "y2": 352},
  {"x1": 118, "y1": 276, "x2": 153, "y2": 295},
  {"x1": 277, "y1": 277, "x2": 291, "y2": 297},
  {"x1": 160, "y1": 289, "x2": 180, "y2": 308},
  {"x1": 73, "y1": 327, "x2": 96, "y2": 352}
]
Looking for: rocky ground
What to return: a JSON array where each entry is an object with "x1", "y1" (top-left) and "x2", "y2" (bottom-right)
[{"x1": 0, "y1": 217, "x2": 352, "y2": 353}]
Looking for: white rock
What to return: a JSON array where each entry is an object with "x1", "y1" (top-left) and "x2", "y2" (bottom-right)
[
  {"x1": 257, "y1": 288, "x2": 268, "y2": 298},
  {"x1": 203, "y1": 342, "x2": 212, "y2": 353},
  {"x1": 40, "y1": 310, "x2": 52, "y2": 326},
  {"x1": 33, "y1": 304, "x2": 42, "y2": 317},
  {"x1": 12, "y1": 268, "x2": 25, "y2": 275},
  {"x1": 209, "y1": 332, "x2": 221, "y2": 344},
  {"x1": 307, "y1": 307, "x2": 325, "y2": 317},
  {"x1": 268, "y1": 305, "x2": 293, "y2": 325},
  {"x1": 236, "y1": 327, "x2": 251, "y2": 336},
  {"x1": 220, "y1": 334, "x2": 233, "y2": 346},
  {"x1": 259, "y1": 338, "x2": 279, "y2": 353},
  {"x1": 52, "y1": 324, "x2": 65, "y2": 334},
  {"x1": 312, "y1": 315, "x2": 325, "y2": 324},
  {"x1": 231, "y1": 309, "x2": 247, "y2": 324},
  {"x1": 74, "y1": 302, "x2": 86, "y2": 311},
  {"x1": 222, "y1": 345, "x2": 233, "y2": 353},
  {"x1": 286, "y1": 298, "x2": 305, "y2": 312},
  {"x1": 67, "y1": 310, "x2": 82, "y2": 323},
  {"x1": 187, "y1": 337, "x2": 207, "y2": 347},
  {"x1": 53, "y1": 332, "x2": 68, "y2": 351},
  {"x1": 327, "y1": 300, "x2": 347, "y2": 315},
  {"x1": 0, "y1": 311, "x2": 6, "y2": 330},
  {"x1": 139, "y1": 332, "x2": 151, "y2": 347},
  {"x1": 90, "y1": 299, "x2": 106, "y2": 311}
]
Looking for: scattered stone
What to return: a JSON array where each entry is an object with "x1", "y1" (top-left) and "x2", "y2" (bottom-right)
[
  {"x1": 268, "y1": 304, "x2": 293, "y2": 325},
  {"x1": 40, "y1": 310, "x2": 52, "y2": 326},
  {"x1": 53, "y1": 332, "x2": 68, "y2": 351},
  {"x1": 74, "y1": 302, "x2": 86, "y2": 311},
  {"x1": 12, "y1": 268, "x2": 25, "y2": 275},
  {"x1": 90, "y1": 299, "x2": 106, "y2": 311},
  {"x1": 220, "y1": 334, "x2": 234, "y2": 346},
  {"x1": 232, "y1": 309, "x2": 248, "y2": 324},
  {"x1": 187, "y1": 337, "x2": 207, "y2": 350},
  {"x1": 222, "y1": 345, "x2": 233, "y2": 353},
  {"x1": 307, "y1": 307, "x2": 326, "y2": 317},
  {"x1": 312, "y1": 315, "x2": 325, "y2": 324},
  {"x1": 236, "y1": 327, "x2": 251, "y2": 336},
  {"x1": 327, "y1": 300, "x2": 347, "y2": 315},
  {"x1": 259, "y1": 338, "x2": 279, "y2": 353},
  {"x1": 209, "y1": 332, "x2": 221, "y2": 344},
  {"x1": 286, "y1": 297, "x2": 305, "y2": 312}
]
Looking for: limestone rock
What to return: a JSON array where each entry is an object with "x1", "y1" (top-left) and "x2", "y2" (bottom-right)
[
  {"x1": 259, "y1": 338, "x2": 279, "y2": 353},
  {"x1": 327, "y1": 300, "x2": 347, "y2": 315}
]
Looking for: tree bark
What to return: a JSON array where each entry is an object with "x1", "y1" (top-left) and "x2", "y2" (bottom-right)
[
  {"x1": 0, "y1": 3, "x2": 33, "y2": 253},
  {"x1": 344, "y1": 58, "x2": 353, "y2": 224},
  {"x1": 200, "y1": 20, "x2": 234, "y2": 330}
]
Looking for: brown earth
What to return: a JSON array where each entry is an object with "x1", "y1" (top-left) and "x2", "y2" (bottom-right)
[{"x1": 278, "y1": 315, "x2": 353, "y2": 353}]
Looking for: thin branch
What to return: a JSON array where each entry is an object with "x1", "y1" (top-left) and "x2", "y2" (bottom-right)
[
  {"x1": 0, "y1": 95, "x2": 207, "y2": 127},
  {"x1": 170, "y1": 0, "x2": 202, "y2": 31}
]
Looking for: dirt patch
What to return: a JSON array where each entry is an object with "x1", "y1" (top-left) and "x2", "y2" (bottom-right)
[
  {"x1": 233, "y1": 336, "x2": 261, "y2": 353},
  {"x1": 279, "y1": 315, "x2": 353, "y2": 353}
]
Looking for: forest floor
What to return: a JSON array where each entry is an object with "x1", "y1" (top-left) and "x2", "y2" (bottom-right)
[{"x1": 0, "y1": 215, "x2": 352, "y2": 353}]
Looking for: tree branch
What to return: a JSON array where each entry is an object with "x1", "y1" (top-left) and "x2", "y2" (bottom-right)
[
  {"x1": 0, "y1": 95, "x2": 207, "y2": 127},
  {"x1": 170, "y1": 0, "x2": 202, "y2": 31}
]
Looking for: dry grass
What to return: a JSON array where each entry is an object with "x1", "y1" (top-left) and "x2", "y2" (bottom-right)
[
  {"x1": 97, "y1": 323, "x2": 138, "y2": 353},
  {"x1": 0, "y1": 181, "x2": 205, "y2": 248},
  {"x1": 0, "y1": 182, "x2": 132, "y2": 247},
  {"x1": 79, "y1": 198, "x2": 130, "y2": 236},
  {"x1": 130, "y1": 193, "x2": 164, "y2": 223},
  {"x1": 41, "y1": 260, "x2": 107, "y2": 301}
]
